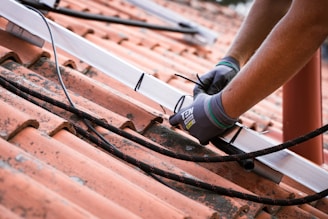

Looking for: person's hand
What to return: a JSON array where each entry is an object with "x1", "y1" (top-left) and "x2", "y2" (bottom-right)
[
  {"x1": 169, "y1": 92, "x2": 237, "y2": 145},
  {"x1": 194, "y1": 56, "x2": 240, "y2": 97}
]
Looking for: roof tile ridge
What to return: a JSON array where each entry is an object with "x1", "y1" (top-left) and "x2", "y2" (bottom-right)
[
  {"x1": 0, "y1": 45, "x2": 22, "y2": 64},
  {"x1": 0, "y1": 29, "x2": 50, "y2": 67},
  {"x1": 2, "y1": 59, "x2": 135, "y2": 130},
  {"x1": 0, "y1": 100, "x2": 39, "y2": 140}
]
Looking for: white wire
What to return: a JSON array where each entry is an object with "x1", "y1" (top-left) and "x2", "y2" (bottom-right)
[
  {"x1": 25, "y1": 5, "x2": 118, "y2": 148},
  {"x1": 25, "y1": 5, "x2": 76, "y2": 108}
]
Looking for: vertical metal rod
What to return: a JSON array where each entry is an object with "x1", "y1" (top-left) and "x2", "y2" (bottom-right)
[{"x1": 283, "y1": 49, "x2": 323, "y2": 165}]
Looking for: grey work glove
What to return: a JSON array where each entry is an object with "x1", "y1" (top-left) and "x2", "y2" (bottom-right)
[
  {"x1": 169, "y1": 92, "x2": 237, "y2": 145},
  {"x1": 194, "y1": 56, "x2": 240, "y2": 97}
]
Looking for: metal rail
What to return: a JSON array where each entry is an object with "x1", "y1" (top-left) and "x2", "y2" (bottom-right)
[
  {"x1": 125, "y1": 0, "x2": 217, "y2": 45},
  {"x1": 223, "y1": 124, "x2": 328, "y2": 194},
  {"x1": 1, "y1": 0, "x2": 193, "y2": 111}
]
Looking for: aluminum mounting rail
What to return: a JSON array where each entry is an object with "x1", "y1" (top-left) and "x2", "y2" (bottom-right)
[
  {"x1": 223, "y1": 124, "x2": 328, "y2": 195},
  {"x1": 1, "y1": 0, "x2": 327, "y2": 197},
  {"x1": 125, "y1": 0, "x2": 217, "y2": 46},
  {"x1": 1, "y1": 0, "x2": 193, "y2": 111}
]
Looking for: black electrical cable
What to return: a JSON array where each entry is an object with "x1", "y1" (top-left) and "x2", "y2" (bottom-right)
[
  {"x1": 73, "y1": 123, "x2": 328, "y2": 206},
  {"x1": 2, "y1": 73, "x2": 327, "y2": 205},
  {"x1": 1, "y1": 75, "x2": 328, "y2": 164},
  {"x1": 19, "y1": 0, "x2": 199, "y2": 34},
  {"x1": 5, "y1": 4, "x2": 328, "y2": 164},
  {"x1": 5, "y1": 5, "x2": 327, "y2": 206}
]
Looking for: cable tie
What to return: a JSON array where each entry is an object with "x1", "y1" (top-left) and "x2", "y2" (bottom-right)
[
  {"x1": 159, "y1": 104, "x2": 167, "y2": 114},
  {"x1": 174, "y1": 95, "x2": 186, "y2": 113},
  {"x1": 134, "y1": 72, "x2": 145, "y2": 91},
  {"x1": 229, "y1": 125, "x2": 243, "y2": 144},
  {"x1": 174, "y1": 73, "x2": 205, "y2": 89}
]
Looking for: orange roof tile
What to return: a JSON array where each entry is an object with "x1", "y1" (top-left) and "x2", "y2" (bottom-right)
[{"x1": 1, "y1": 0, "x2": 328, "y2": 218}]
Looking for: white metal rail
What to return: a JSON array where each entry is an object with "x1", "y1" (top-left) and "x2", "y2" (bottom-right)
[
  {"x1": 1, "y1": 0, "x2": 193, "y2": 111},
  {"x1": 125, "y1": 0, "x2": 217, "y2": 45}
]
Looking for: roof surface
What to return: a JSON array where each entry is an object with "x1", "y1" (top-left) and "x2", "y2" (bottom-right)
[{"x1": 1, "y1": 0, "x2": 328, "y2": 218}]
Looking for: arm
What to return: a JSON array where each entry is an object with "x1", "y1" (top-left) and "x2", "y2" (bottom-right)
[
  {"x1": 226, "y1": 0, "x2": 291, "y2": 66},
  {"x1": 223, "y1": 0, "x2": 328, "y2": 119},
  {"x1": 170, "y1": 0, "x2": 328, "y2": 145},
  {"x1": 193, "y1": 0, "x2": 291, "y2": 97}
]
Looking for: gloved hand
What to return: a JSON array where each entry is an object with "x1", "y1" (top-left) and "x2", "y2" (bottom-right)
[
  {"x1": 194, "y1": 56, "x2": 240, "y2": 97},
  {"x1": 169, "y1": 92, "x2": 237, "y2": 145}
]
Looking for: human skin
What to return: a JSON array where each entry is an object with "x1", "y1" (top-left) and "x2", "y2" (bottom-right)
[{"x1": 221, "y1": 0, "x2": 328, "y2": 119}]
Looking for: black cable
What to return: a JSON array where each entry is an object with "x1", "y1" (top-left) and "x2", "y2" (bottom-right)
[
  {"x1": 31, "y1": 2, "x2": 326, "y2": 165},
  {"x1": 2, "y1": 75, "x2": 328, "y2": 164},
  {"x1": 2, "y1": 69, "x2": 328, "y2": 206},
  {"x1": 20, "y1": 0, "x2": 199, "y2": 34},
  {"x1": 74, "y1": 123, "x2": 328, "y2": 206}
]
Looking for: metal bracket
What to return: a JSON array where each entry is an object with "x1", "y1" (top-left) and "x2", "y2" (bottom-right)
[
  {"x1": 6, "y1": 21, "x2": 45, "y2": 47},
  {"x1": 37, "y1": 0, "x2": 59, "y2": 7},
  {"x1": 5, "y1": 0, "x2": 60, "y2": 47}
]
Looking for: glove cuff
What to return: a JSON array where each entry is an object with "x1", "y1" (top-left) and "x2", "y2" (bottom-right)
[
  {"x1": 205, "y1": 92, "x2": 237, "y2": 129},
  {"x1": 216, "y1": 56, "x2": 240, "y2": 73}
]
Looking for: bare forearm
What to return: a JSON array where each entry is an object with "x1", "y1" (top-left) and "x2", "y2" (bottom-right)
[
  {"x1": 222, "y1": 0, "x2": 328, "y2": 119},
  {"x1": 226, "y1": 0, "x2": 291, "y2": 66}
]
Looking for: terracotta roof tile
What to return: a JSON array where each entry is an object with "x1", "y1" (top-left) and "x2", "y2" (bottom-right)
[
  {"x1": 1, "y1": 0, "x2": 328, "y2": 218},
  {"x1": 84, "y1": 67, "x2": 168, "y2": 116},
  {"x1": 10, "y1": 127, "x2": 192, "y2": 219},
  {"x1": 0, "y1": 86, "x2": 72, "y2": 136},
  {"x1": 0, "y1": 29, "x2": 50, "y2": 66},
  {"x1": 0, "y1": 98, "x2": 38, "y2": 140},
  {"x1": 54, "y1": 128, "x2": 219, "y2": 219},
  {"x1": 111, "y1": 126, "x2": 255, "y2": 218},
  {"x1": 0, "y1": 45, "x2": 21, "y2": 64},
  {"x1": 0, "y1": 139, "x2": 96, "y2": 218},
  {"x1": 2, "y1": 59, "x2": 136, "y2": 130},
  {"x1": 0, "y1": 136, "x2": 141, "y2": 219},
  {"x1": 49, "y1": 14, "x2": 95, "y2": 37},
  {"x1": 29, "y1": 58, "x2": 163, "y2": 131}
]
